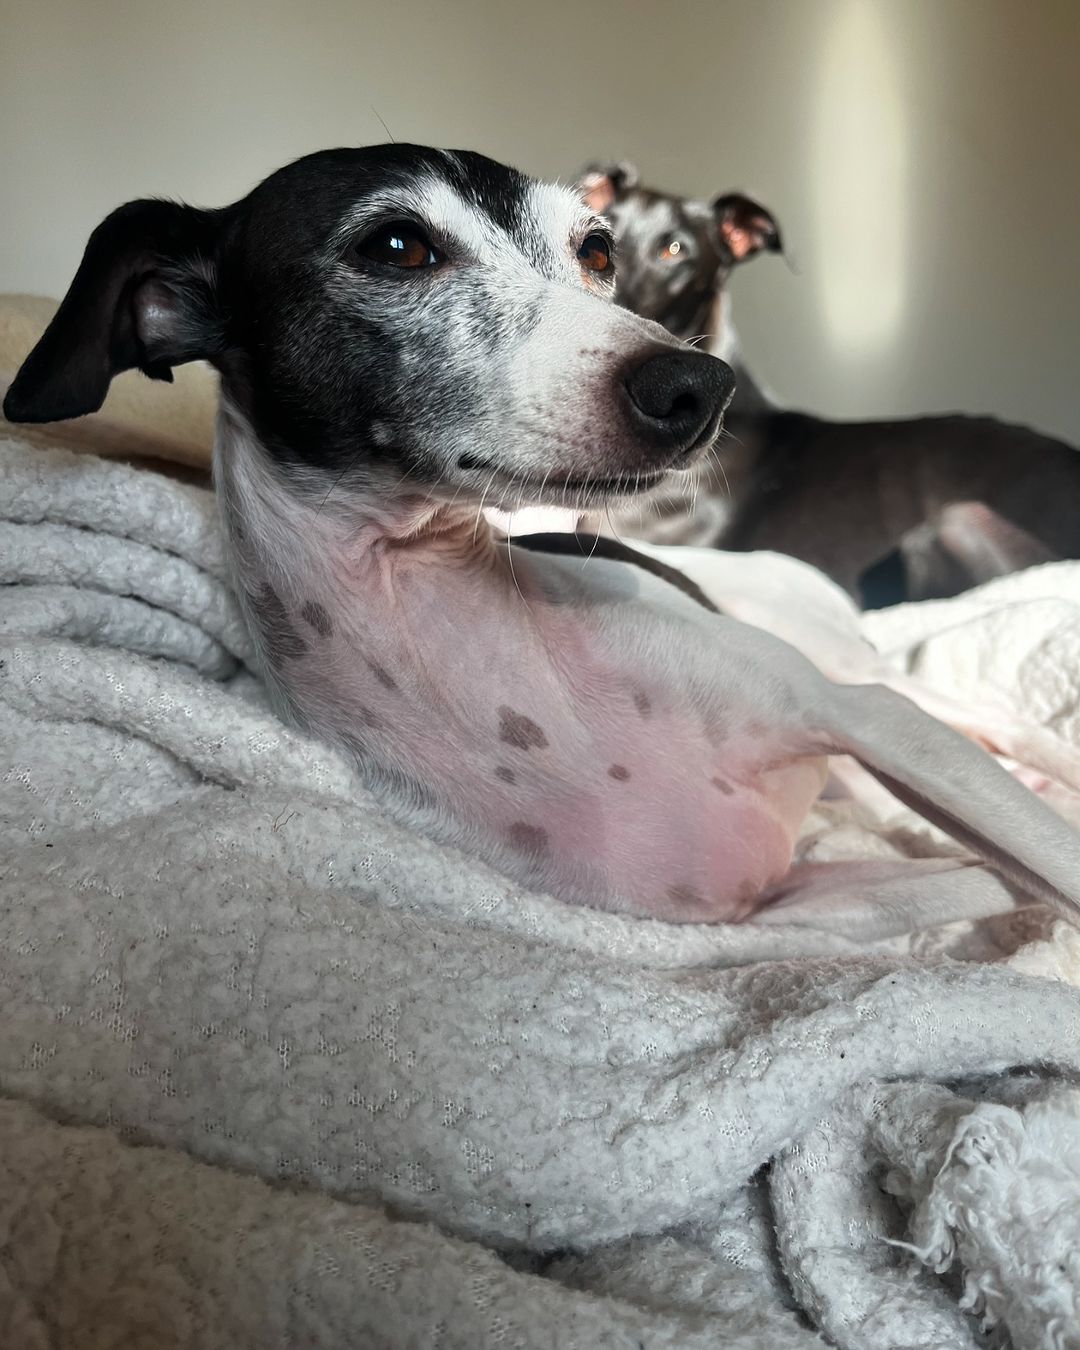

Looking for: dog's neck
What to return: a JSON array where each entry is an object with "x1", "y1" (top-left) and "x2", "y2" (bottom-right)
[
  {"x1": 214, "y1": 395, "x2": 582, "y2": 769},
  {"x1": 214, "y1": 396, "x2": 529, "y2": 647}
]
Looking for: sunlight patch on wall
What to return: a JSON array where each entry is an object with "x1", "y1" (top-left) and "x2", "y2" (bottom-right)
[{"x1": 813, "y1": 0, "x2": 909, "y2": 360}]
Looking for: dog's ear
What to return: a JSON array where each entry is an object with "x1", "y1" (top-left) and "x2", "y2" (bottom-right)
[
  {"x1": 3, "y1": 199, "x2": 225, "y2": 424},
  {"x1": 712, "y1": 193, "x2": 782, "y2": 265},
  {"x1": 577, "y1": 161, "x2": 640, "y2": 214}
]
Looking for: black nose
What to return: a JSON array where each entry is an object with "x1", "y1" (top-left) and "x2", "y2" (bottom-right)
[{"x1": 623, "y1": 351, "x2": 735, "y2": 455}]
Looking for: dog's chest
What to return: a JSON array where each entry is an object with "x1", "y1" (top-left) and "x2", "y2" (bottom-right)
[{"x1": 258, "y1": 558, "x2": 826, "y2": 922}]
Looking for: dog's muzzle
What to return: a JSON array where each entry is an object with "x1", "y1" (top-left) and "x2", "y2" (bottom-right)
[{"x1": 623, "y1": 351, "x2": 735, "y2": 461}]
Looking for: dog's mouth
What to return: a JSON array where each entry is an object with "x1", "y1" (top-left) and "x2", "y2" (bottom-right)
[
  {"x1": 455, "y1": 457, "x2": 675, "y2": 505},
  {"x1": 448, "y1": 459, "x2": 707, "y2": 507}
]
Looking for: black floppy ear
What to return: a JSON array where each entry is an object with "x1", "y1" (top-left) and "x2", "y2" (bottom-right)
[
  {"x1": 3, "y1": 199, "x2": 224, "y2": 424},
  {"x1": 576, "y1": 161, "x2": 640, "y2": 214},
  {"x1": 712, "y1": 192, "x2": 782, "y2": 265}
]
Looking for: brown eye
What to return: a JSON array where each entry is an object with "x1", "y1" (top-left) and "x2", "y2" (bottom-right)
[
  {"x1": 578, "y1": 231, "x2": 613, "y2": 274},
  {"x1": 357, "y1": 222, "x2": 440, "y2": 269},
  {"x1": 658, "y1": 238, "x2": 684, "y2": 262}
]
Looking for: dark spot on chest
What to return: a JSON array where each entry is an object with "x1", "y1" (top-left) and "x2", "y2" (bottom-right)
[
  {"x1": 495, "y1": 766, "x2": 516, "y2": 784},
  {"x1": 249, "y1": 585, "x2": 308, "y2": 663},
  {"x1": 498, "y1": 706, "x2": 549, "y2": 750},
  {"x1": 508, "y1": 822, "x2": 549, "y2": 855},
  {"x1": 339, "y1": 709, "x2": 380, "y2": 757},
  {"x1": 368, "y1": 661, "x2": 398, "y2": 691},
  {"x1": 300, "y1": 599, "x2": 333, "y2": 638},
  {"x1": 608, "y1": 763, "x2": 631, "y2": 781},
  {"x1": 711, "y1": 776, "x2": 735, "y2": 795},
  {"x1": 667, "y1": 883, "x2": 705, "y2": 913},
  {"x1": 704, "y1": 711, "x2": 730, "y2": 745},
  {"x1": 633, "y1": 691, "x2": 652, "y2": 718}
]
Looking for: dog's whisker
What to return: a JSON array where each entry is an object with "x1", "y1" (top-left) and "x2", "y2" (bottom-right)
[
  {"x1": 316, "y1": 452, "x2": 362, "y2": 519},
  {"x1": 370, "y1": 105, "x2": 397, "y2": 144},
  {"x1": 537, "y1": 464, "x2": 554, "y2": 510},
  {"x1": 473, "y1": 471, "x2": 498, "y2": 544},
  {"x1": 503, "y1": 527, "x2": 533, "y2": 613},
  {"x1": 706, "y1": 444, "x2": 733, "y2": 502},
  {"x1": 603, "y1": 503, "x2": 622, "y2": 543},
  {"x1": 444, "y1": 477, "x2": 468, "y2": 513},
  {"x1": 719, "y1": 425, "x2": 746, "y2": 450},
  {"x1": 424, "y1": 466, "x2": 453, "y2": 507}
]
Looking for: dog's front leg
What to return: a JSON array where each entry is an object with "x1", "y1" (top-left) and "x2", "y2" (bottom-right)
[
  {"x1": 811, "y1": 680, "x2": 1080, "y2": 927},
  {"x1": 646, "y1": 543, "x2": 1080, "y2": 796}
]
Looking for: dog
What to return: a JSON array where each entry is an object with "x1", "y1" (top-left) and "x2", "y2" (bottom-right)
[
  {"x1": 7, "y1": 144, "x2": 1080, "y2": 929},
  {"x1": 580, "y1": 162, "x2": 1080, "y2": 607}
]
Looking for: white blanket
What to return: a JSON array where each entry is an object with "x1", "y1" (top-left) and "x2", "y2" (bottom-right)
[{"x1": 2, "y1": 439, "x2": 1079, "y2": 1350}]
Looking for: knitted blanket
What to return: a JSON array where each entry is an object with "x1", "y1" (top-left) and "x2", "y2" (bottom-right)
[{"x1": 2, "y1": 439, "x2": 1079, "y2": 1349}]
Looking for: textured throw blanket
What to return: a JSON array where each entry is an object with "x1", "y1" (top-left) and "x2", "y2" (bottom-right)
[{"x1": 2, "y1": 438, "x2": 1080, "y2": 1350}]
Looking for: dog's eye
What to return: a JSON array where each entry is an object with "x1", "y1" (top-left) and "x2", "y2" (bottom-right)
[
  {"x1": 658, "y1": 238, "x2": 686, "y2": 262},
  {"x1": 578, "y1": 232, "x2": 613, "y2": 274},
  {"x1": 356, "y1": 222, "x2": 440, "y2": 270}
]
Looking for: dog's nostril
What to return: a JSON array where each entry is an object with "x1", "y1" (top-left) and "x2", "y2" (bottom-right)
[{"x1": 668, "y1": 391, "x2": 697, "y2": 418}]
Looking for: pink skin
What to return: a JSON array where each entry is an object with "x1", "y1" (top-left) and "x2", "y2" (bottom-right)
[{"x1": 284, "y1": 513, "x2": 824, "y2": 922}]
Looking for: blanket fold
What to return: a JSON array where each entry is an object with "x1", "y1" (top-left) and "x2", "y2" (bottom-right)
[{"x1": 2, "y1": 437, "x2": 1079, "y2": 1349}]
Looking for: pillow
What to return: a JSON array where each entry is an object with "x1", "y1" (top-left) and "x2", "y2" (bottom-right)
[{"x1": 0, "y1": 293, "x2": 215, "y2": 476}]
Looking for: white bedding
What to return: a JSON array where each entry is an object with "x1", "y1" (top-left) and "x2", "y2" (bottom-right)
[{"x1": 2, "y1": 439, "x2": 1079, "y2": 1349}]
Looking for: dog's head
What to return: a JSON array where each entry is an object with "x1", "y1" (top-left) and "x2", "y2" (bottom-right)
[
  {"x1": 4, "y1": 145, "x2": 734, "y2": 512},
  {"x1": 579, "y1": 161, "x2": 781, "y2": 343}
]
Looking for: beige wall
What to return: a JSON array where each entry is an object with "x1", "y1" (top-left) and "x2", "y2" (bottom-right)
[{"x1": 3, "y1": 0, "x2": 1078, "y2": 440}]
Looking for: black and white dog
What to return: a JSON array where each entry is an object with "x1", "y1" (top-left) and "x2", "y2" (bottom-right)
[
  {"x1": 7, "y1": 144, "x2": 1080, "y2": 928},
  {"x1": 582, "y1": 162, "x2": 1080, "y2": 606}
]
